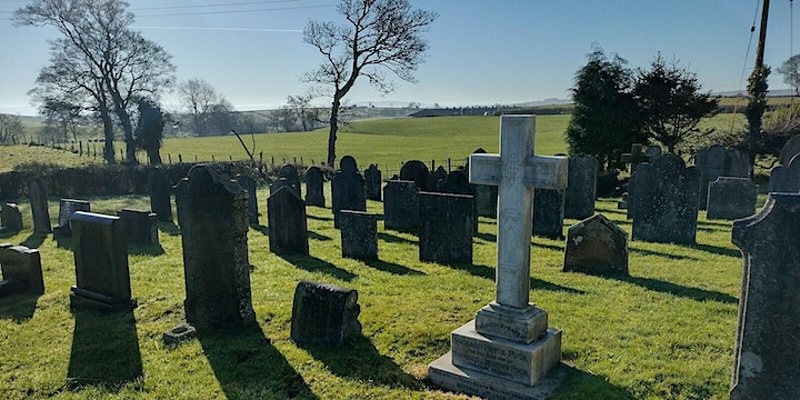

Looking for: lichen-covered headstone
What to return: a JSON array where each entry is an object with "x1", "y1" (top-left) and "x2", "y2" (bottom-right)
[
  {"x1": 533, "y1": 189, "x2": 565, "y2": 239},
  {"x1": 399, "y1": 160, "x2": 430, "y2": 191},
  {"x1": 53, "y1": 199, "x2": 91, "y2": 239},
  {"x1": 563, "y1": 214, "x2": 628, "y2": 275},
  {"x1": 729, "y1": 193, "x2": 800, "y2": 399},
  {"x1": 383, "y1": 180, "x2": 419, "y2": 232},
  {"x1": 707, "y1": 177, "x2": 757, "y2": 220},
  {"x1": 339, "y1": 210, "x2": 378, "y2": 260},
  {"x1": 0, "y1": 243, "x2": 44, "y2": 297},
  {"x1": 419, "y1": 192, "x2": 473, "y2": 264},
  {"x1": 267, "y1": 187, "x2": 309, "y2": 255},
  {"x1": 238, "y1": 175, "x2": 259, "y2": 224},
  {"x1": 429, "y1": 166, "x2": 448, "y2": 192},
  {"x1": 0, "y1": 203, "x2": 22, "y2": 233},
  {"x1": 148, "y1": 167, "x2": 172, "y2": 222},
  {"x1": 305, "y1": 166, "x2": 325, "y2": 207},
  {"x1": 364, "y1": 164, "x2": 382, "y2": 201},
  {"x1": 694, "y1": 144, "x2": 750, "y2": 210},
  {"x1": 331, "y1": 155, "x2": 366, "y2": 229},
  {"x1": 117, "y1": 209, "x2": 159, "y2": 245},
  {"x1": 290, "y1": 280, "x2": 362, "y2": 346},
  {"x1": 564, "y1": 154, "x2": 598, "y2": 220},
  {"x1": 28, "y1": 179, "x2": 51, "y2": 234}
]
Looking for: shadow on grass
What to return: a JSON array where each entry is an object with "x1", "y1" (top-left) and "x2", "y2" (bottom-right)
[
  {"x1": 199, "y1": 325, "x2": 318, "y2": 399},
  {"x1": 55, "y1": 237, "x2": 73, "y2": 250},
  {"x1": 0, "y1": 292, "x2": 40, "y2": 322},
  {"x1": 307, "y1": 214, "x2": 333, "y2": 221},
  {"x1": 459, "y1": 263, "x2": 585, "y2": 294},
  {"x1": 532, "y1": 241, "x2": 564, "y2": 252},
  {"x1": 307, "y1": 231, "x2": 332, "y2": 241},
  {"x1": 629, "y1": 247, "x2": 700, "y2": 261},
  {"x1": 157, "y1": 221, "x2": 180, "y2": 236},
  {"x1": 686, "y1": 243, "x2": 741, "y2": 258},
  {"x1": 0, "y1": 229, "x2": 19, "y2": 239},
  {"x1": 20, "y1": 232, "x2": 46, "y2": 249},
  {"x1": 127, "y1": 243, "x2": 165, "y2": 256},
  {"x1": 251, "y1": 224, "x2": 269, "y2": 236},
  {"x1": 305, "y1": 335, "x2": 421, "y2": 390},
  {"x1": 554, "y1": 363, "x2": 636, "y2": 399},
  {"x1": 377, "y1": 232, "x2": 416, "y2": 245},
  {"x1": 597, "y1": 208, "x2": 628, "y2": 217},
  {"x1": 278, "y1": 253, "x2": 356, "y2": 282},
  {"x1": 608, "y1": 274, "x2": 738, "y2": 304},
  {"x1": 363, "y1": 259, "x2": 424, "y2": 276},
  {"x1": 67, "y1": 308, "x2": 143, "y2": 389},
  {"x1": 474, "y1": 232, "x2": 496, "y2": 242}
]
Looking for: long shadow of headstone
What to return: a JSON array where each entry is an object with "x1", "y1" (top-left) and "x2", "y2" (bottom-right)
[
  {"x1": 552, "y1": 365, "x2": 636, "y2": 399},
  {"x1": 20, "y1": 233, "x2": 46, "y2": 249},
  {"x1": 0, "y1": 292, "x2": 40, "y2": 322},
  {"x1": 278, "y1": 254, "x2": 357, "y2": 282}
]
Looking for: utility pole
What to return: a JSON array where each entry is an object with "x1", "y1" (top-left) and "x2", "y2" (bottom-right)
[{"x1": 746, "y1": 0, "x2": 770, "y2": 178}]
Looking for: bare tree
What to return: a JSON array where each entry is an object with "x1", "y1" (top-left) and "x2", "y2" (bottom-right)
[
  {"x1": 38, "y1": 98, "x2": 82, "y2": 142},
  {"x1": 0, "y1": 114, "x2": 24, "y2": 144},
  {"x1": 178, "y1": 78, "x2": 219, "y2": 135},
  {"x1": 778, "y1": 54, "x2": 800, "y2": 97},
  {"x1": 302, "y1": 0, "x2": 436, "y2": 166},
  {"x1": 287, "y1": 93, "x2": 321, "y2": 132}
]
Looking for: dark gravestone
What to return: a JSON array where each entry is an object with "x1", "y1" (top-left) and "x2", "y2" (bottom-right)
[
  {"x1": 644, "y1": 145, "x2": 662, "y2": 160},
  {"x1": 631, "y1": 154, "x2": 701, "y2": 245},
  {"x1": 238, "y1": 175, "x2": 259, "y2": 224},
  {"x1": 470, "y1": 149, "x2": 498, "y2": 217},
  {"x1": 428, "y1": 166, "x2": 448, "y2": 192},
  {"x1": 694, "y1": 144, "x2": 750, "y2": 210},
  {"x1": 271, "y1": 164, "x2": 302, "y2": 198},
  {"x1": 0, "y1": 171, "x2": 22, "y2": 202},
  {"x1": 399, "y1": 160, "x2": 430, "y2": 191},
  {"x1": 564, "y1": 155, "x2": 598, "y2": 220},
  {"x1": 290, "y1": 280, "x2": 362, "y2": 346},
  {"x1": 175, "y1": 165, "x2": 255, "y2": 328},
  {"x1": 706, "y1": 177, "x2": 757, "y2": 220},
  {"x1": 69, "y1": 212, "x2": 136, "y2": 311},
  {"x1": 28, "y1": 179, "x2": 51, "y2": 234},
  {"x1": 267, "y1": 187, "x2": 309, "y2": 255},
  {"x1": 779, "y1": 134, "x2": 800, "y2": 166},
  {"x1": 729, "y1": 193, "x2": 800, "y2": 399},
  {"x1": 563, "y1": 214, "x2": 628, "y2": 275},
  {"x1": 148, "y1": 167, "x2": 173, "y2": 222},
  {"x1": 768, "y1": 154, "x2": 800, "y2": 193},
  {"x1": 533, "y1": 189, "x2": 565, "y2": 239},
  {"x1": 53, "y1": 199, "x2": 91, "y2": 239},
  {"x1": 443, "y1": 170, "x2": 478, "y2": 233},
  {"x1": 383, "y1": 180, "x2": 420, "y2": 232},
  {"x1": 305, "y1": 166, "x2": 326, "y2": 207},
  {"x1": 339, "y1": 210, "x2": 378, "y2": 260},
  {"x1": 364, "y1": 164, "x2": 382, "y2": 201},
  {"x1": 419, "y1": 192, "x2": 473, "y2": 264},
  {"x1": 0, "y1": 243, "x2": 44, "y2": 297},
  {"x1": 331, "y1": 155, "x2": 366, "y2": 229},
  {"x1": 0, "y1": 203, "x2": 22, "y2": 233},
  {"x1": 117, "y1": 209, "x2": 159, "y2": 245}
]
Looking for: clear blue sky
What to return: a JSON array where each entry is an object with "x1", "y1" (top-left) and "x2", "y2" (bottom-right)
[{"x1": 0, "y1": 0, "x2": 796, "y2": 115}]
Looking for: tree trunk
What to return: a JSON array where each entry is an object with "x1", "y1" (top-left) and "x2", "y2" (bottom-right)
[
  {"x1": 100, "y1": 105, "x2": 115, "y2": 164},
  {"x1": 116, "y1": 110, "x2": 137, "y2": 164},
  {"x1": 327, "y1": 97, "x2": 341, "y2": 167},
  {"x1": 147, "y1": 148, "x2": 162, "y2": 165}
]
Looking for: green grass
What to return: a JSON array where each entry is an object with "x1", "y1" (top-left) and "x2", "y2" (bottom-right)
[{"x1": 0, "y1": 183, "x2": 744, "y2": 399}]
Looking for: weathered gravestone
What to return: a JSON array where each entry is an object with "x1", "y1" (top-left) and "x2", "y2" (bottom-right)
[
  {"x1": 644, "y1": 145, "x2": 662, "y2": 161},
  {"x1": 418, "y1": 192, "x2": 473, "y2": 264},
  {"x1": 267, "y1": 187, "x2": 309, "y2": 255},
  {"x1": 443, "y1": 170, "x2": 478, "y2": 233},
  {"x1": 621, "y1": 143, "x2": 648, "y2": 170},
  {"x1": 270, "y1": 164, "x2": 302, "y2": 198},
  {"x1": 0, "y1": 243, "x2": 44, "y2": 297},
  {"x1": 779, "y1": 134, "x2": 800, "y2": 166},
  {"x1": 305, "y1": 166, "x2": 326, "y2": 207},
  {"x1": 290, "y1": 280, "x2": 362, "y2": 346},
  {"x1": 174, "y1": 165, "x2": 255, "y2": 327},
  {"x1": 563, "y1": 214, "x2": 628, "y2": 275},
  {"x1": 429, "y1": 166, "x2": 448, "y2": 192},
  {"x1": 238, "y1": 175, "x2": 259, "y2": 224},
  {"x1": 694, "y1": 144, "x2": 749, "y2": 210},
  {"x1": 28, "y1": 179, "x2": 51, "y2": 234},
  {"x1": 53, "y1": 199, "x2": 91, "y2": 239},
  {"x1": 564, "y1": 154, "x2": 598, "y2": 220},
  {"x1": 768, "y1": 154, "x2": 800, "y2": 193},
  {"x1": 533, "y1": 189, "x2": 565, "y2": 239},
  {"x1": 706, "y1": 177, "x2": 757, "y2": 220},
  {"x1": 0, "y1": 203, "x2": 22, "y2": 233},
  {"x1": 471, "y1": 148, "x2": 498, "y2": 218},
  {"x1": 429, "y1": 115, "x2": 569, "y2": 399},
  {"x1": 399, "y1": 160, "x2": 430, "y2": 191},
  {"x1": 729, "y1": 193, "x2": 800, "y2": 399},
  {"x1": 0, "y1": 171, "x2": 22, "y2": 202},
  {"x1": 364, "y1": 164, "x2": 382, "y2": 201},
  {"x1": 339, "y1": 210, "x2": 377, "y2": 260},
  {"x1": 383, "y1": 180, "x2": 419, "y2": 232},
  {"x1": 148, "y1": 167, "x2": 172, "y2": 222},
  {"x1": 69, "y1": 212, "x2": 136, "y2": 311},
  {"x1": 631, "y1": 154, "x2": 700, "y2": 245},
  {"x1": 331, "y1": 156, "x2": 366, "y2": 229},
  {"x1": 116, "y1": 209, "x2": 159, "y2": 245}
]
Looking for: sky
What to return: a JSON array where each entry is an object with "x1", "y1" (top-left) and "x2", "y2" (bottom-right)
[{"x1": 0, "y1": 0, "x2": 796, "y2": 115}]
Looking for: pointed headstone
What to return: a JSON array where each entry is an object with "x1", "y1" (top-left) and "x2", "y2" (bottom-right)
[{"x1": 563, "y1": 214, "x2": 628, "y2": 275}]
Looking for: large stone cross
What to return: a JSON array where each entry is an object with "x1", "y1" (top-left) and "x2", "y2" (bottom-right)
[{"x1": 469, "y1": 115, "x2": 568, "y2": 309}]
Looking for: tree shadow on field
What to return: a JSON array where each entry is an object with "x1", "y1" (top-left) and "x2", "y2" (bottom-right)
[
  {"x1": 552, "y1": 363, "x2": 636, "y2": 399},
  {"x1": 607, "y1": 274, "x2": 738, "y2": 304},
  {"x1": 305, "y1": 335, "x2": 422, "y2": 390},
  {"x1": 363, "y1": 258, "x2": 424, "y2": 276},
  {"x1": 378, "y1": 232, "x2": 416, "y2": 245},
  {"x1": 455, "y1": 263, "x2": 585, "y2": 295},
  {"x1": 66, "y1": 309, "x2": 143, "y2": 389},
  {"x1": 199, "y1": 325, "x2": 318, "y2": 399},
  {"x1": 20, "y1": 232, "x2": 46, "y2": 249},
  {"x1": 157, "y1": 221, "x2": 180, "y2": 236},
  {"x1": 0, "y1": 292, "x2": 41, "y2": 322},
  {"x1": 278, "y1": 253, "x2": 356, "y2": 282}
]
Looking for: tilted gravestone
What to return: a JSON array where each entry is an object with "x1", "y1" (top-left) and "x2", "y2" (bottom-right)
[
  {"x1": 383, "y1": 180, "x2": 419, "y2": 232},
  {"x1": 28, "y1": 179, "x2": 51, "y2": 234},
  {"x1": 339, "y1": 210, "x2": 378, "y2": 260},
  {"x1": 331, "y1": 155, "x2": 366, "y2": 229},
  {"x1": 267, "y1": 187, "x2": 309, "y2": 255},
  {"x1": 117, "y1": 209, "x2": 159, "y2": 245},
  {"x1": 290, "y1": 280, "x2": 362, "y2": 346},
  {"x1": 564, "y1": 154, "x2": 598, "y2": 220},
  {"x1": 694, "y1": 144, "x2": 749, "y2": 210},
  {"x1": 471, "y1": 148, "x2": 499, "y2": 218},
  {"x1": 429, "y1": 116, "x2": 568, "y2": 399},
  {"x1": 53, "y1": 199, "x2": 91, "y2": 239},
  {"x1": 768, "y1": 154, "x2": 800, "y2": 193},
  {"x1": 779, "y1": 134, "x2": 800, "y2": 166},
  {"x1": 533, "y1": 189, "x2": 565, "y2": 239},
  {"x1": 305, "y1": 166, "x2": 326, "y2": 207},
  {"x1": 418, "y1": 192, "x2": 474, "y2": 264},
  {"x1": 271, "y1": 164, "x2": 301, "y2": 198},
  {"x1": 364, "y1": 164, "x2": 382, "y2": 201},
  {"x1": 174, "y1": 165, "x2": 255, "y2": 328},
  {"x1": 148, "y1": 167, "x2": 173, "y2": 222},
  {"x1": 563, "y1": 214, "x2": 628, "y2": 275},
  {"x1": 237, "y1": 175, "x2": 259, "y2": 225},
  {"x1": 706, "y1": 177, "x2": 757, "y2": 220},
  {"x1": 631, "y1": 154, "x2": 701, "y2": 245},
  {"x1": 729, "y1": 193, "x2": 800, "y2": 399},
  {"x1": 399, "y1": 160, "x2": 430, "y2": 191},
  {"x1": 0, "y1": 203, "x2": 22, "y2": 233},
  {"x1": 69, "y1": 212, "x2": 136, "y2": 311},
  {"x1": 429, "y1": 166, "x2": 448, "y2": 192},
  {"x1": 0, "y1": 243, "x2": 44, "y2": 297}
]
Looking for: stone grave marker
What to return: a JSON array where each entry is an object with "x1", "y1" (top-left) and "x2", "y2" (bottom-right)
[
  {"x1": 174, "y1": 165, "x2": 255, "y2": 328},
  {"x1": 443, "y1": 170, "x2": 478, "y2": 233},
  {"x1": 331, "y1": 155, "x2": 366, "y2": 229},
  {"x1": 290, "y1": 280, "x2": 362, "y2": 346},
  {"x1": 148, "y1": 167, "x2": 172, "y2": 222},
  {"x1": 707, "y1": 177, "x2": 757, "y2": 220},
  {"x1": 563, "y1": 214, "x2": 628, "y2": 275},
  {"x1": 694, "y1": 144, "x2": 750, "y2": 210},
  {"x1": 471, "y1": 148, "x2": 499, "y2": 218},
  {"x1": 644, "y1": 145, "x2": 662, "y2": 160},
  {"x1": 28, "y1": 179, "x2": 51, "y2": 234},
  {"x1": 53, "y1": 199, "x2": 91, "y2": 239},
  {"x1": 399, "y1": 160, "x2": 430, "y2": 191},
  {"x1": 564, "y1": 154, "x2": 598, "y2": 220},
  {"x1": 429, "y1": 115, "x2": 569, "y2": 399},
  {"x1": 305, "y1": 166, "x2": 326, "y2": 207},
  {"x1": 383, "y1": 180, "x2": 419, "y2": 232},
  {"x1": 768, "y1": 154, "x2": 800, "y2": 193},
  {"x1": 339, "y1": 210, "x2": 378, "y2": 260},
  {"x1": 631, "y1": 154, "x2": 700, "y2": 245},
  {"x1": 267, "y1": 187, "x2": 309, "y2": 255},
  {"x1": 0, "y1": 243, "x2": 44, "y2": 297},
  {"x1": 779, "y1": 134, "x2": 800, "y2": 166},
  {"x1": 271, "y1": 164, "x2": 301, "y2": 198},
  {"x1": 729, "y1": 193, "x2": 800, "y2": 399},
  {"x1": 429, "y1": 166, "x2": 448, "y2": 192},
  {"x1": 364, "y1": 164, "x2": 382, "y2": 201},
  {"x1": 418, "y1": 192, "x2": 474, "y2": 264},
  {"x1": 533, "y1": 189, "x2": 565, "y2": 239},
  {"x1": 238, "y1": 175, "x2": 259, "y2": 224},
  {"x1": 69, "y1": 211, "x2": 136, "y2": 311},
  {"x1": 0, "y1": 203, "x2": 22, "y2": 233},
  {"x1": 117, "y1": 209, "x2": 159, "y2": 245}
]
